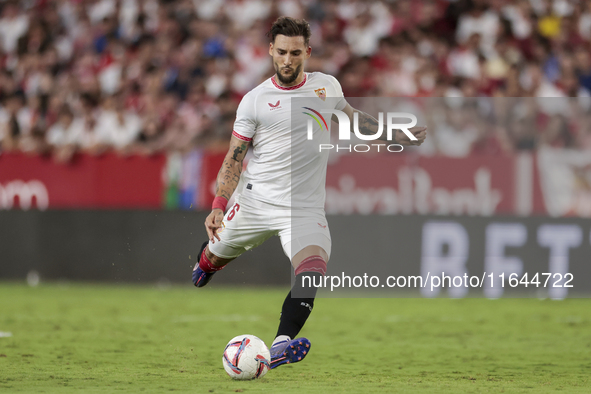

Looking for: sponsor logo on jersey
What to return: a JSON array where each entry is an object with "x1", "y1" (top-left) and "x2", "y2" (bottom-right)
[
  {"x1": 268, "y1": 100, "x2": 281, "y2": 110},
  {"x1": 314, "y1": 88, "x2": 326, "y2": 101}
]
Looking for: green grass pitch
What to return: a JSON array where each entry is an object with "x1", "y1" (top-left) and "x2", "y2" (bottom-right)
[{"x1": 0, "y1": 283, "x2": 590, "y2": 393}]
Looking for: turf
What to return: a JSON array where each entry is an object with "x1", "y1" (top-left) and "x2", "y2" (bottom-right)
[{"x1": 0, "y1": 283, "x2": 590, "y2": 393}]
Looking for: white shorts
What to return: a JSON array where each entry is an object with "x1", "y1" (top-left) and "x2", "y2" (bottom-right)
[{"x1": 208, "y1": 194, "x2": 331, "y2": 261}]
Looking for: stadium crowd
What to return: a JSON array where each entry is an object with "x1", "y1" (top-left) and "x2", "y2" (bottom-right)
[{"x1": 0, "y1": 0, "x2": 591, "y2": 161}]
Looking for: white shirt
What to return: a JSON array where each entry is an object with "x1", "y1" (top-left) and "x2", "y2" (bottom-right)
[
  {"x1": 456, "y1": 10, "x2": 499, "y2": 58},
  {"x1": 447, "y1": 48, "x2": 481, "y2": 80},
  {"x1": 94, "y1": 110, "x2": 142, "y2": 149},
  {"x1": 46, "y1": 118, "x2": 86, "y2": 147},
  {"x1": 0, "y1": 15, "x2": 28, "y2": 53},
  {"x1": 233, "y1": 72, "x2": 347, "y2": 209},
  {"x1": 0, "y1": 107, "x2": 31, "y2": 139},
  {"x1": 343, "y1": 3, "x2": 392, "y2": 57}
]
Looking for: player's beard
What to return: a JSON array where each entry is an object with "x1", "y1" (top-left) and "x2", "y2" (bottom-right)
[{"x1": 275, "y1": 63, "x2": 302, "y2": 85}]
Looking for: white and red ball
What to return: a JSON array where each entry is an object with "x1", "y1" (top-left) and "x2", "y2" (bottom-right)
[{"x1": 222, "y1": 335, "x2": 271, "y2": 380}]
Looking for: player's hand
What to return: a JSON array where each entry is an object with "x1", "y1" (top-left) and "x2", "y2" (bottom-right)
[
  {"x1": 205, "y1": 209, "x2": 225, "y2": 243},
  {"x1": 395, "y1": 126, "x2": 427, "y2": 146}
]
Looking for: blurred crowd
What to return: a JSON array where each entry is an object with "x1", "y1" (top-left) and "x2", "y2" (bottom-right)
[{"x1": 1, "y1": 0, "x2": 591, "y2": 161}]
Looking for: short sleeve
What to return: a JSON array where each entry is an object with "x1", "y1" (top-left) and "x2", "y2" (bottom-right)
[
  {"x1": 328, "y1": 75, "x2": 347, "y2": 111},
  {"x1": 232, "y1": 92, "x2": 257, "y2": 142}
]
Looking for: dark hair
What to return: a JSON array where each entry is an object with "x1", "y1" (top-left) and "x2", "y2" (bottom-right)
[{"x1": 267, "y1": 16, "x2": 311, "y2": 46}]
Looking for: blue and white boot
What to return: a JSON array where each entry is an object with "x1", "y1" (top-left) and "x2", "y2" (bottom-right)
[
  {"x1": 270, "y1": 337, "x2": 311, "y2": 369},
  {"x1": 192, "y1": 241, "x2": 215, "y2": 287}
]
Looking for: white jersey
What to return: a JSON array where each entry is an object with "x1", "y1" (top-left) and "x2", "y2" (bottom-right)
[{"x1": 232, "y1": 72, "x2": 346, "y2": 209}]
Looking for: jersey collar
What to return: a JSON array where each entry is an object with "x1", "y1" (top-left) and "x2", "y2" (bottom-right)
[{"x1": 271, "y1": 73, "x2": 307, "y2": 90}]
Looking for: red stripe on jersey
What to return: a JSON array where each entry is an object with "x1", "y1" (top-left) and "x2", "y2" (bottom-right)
[
  {"x1": 232, "y1": 130, "x2": 252, "y2": 142},
  {"x1": 271, "y1": 73, "x2": 308, "y2": 90}
]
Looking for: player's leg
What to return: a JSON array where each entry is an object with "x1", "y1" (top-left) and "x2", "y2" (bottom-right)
[
  {"x1": 270, "y1": 215, "x2": 331, "y2": 368},
  {"x1": 192, "y1": 241, "x2": 238, "y2": 287},
  {"x1": 274, "y1": 245, "x2": 328, "y2": 339},
  {"x1": 193, "y1": 199, "x2": 274, "y2": 287},
  {"x1": 269, "y1": 244, "x2": 328, "y2": 368}
]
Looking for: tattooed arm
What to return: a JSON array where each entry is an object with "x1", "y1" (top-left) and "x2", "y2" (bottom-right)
[
  {"x1": 341, "y1": 103, "x2": 427, "y2": 146},
  {"x1": 205, "y1": 135, "x2": 250, "y2": 242},
  {"x1": 215, "y1": 136, "x2": 249, "y2": 201}
]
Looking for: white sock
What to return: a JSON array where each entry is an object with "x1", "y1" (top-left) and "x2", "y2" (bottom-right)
[{"x1": 272, "y1": 335, "x2": 291, "y2": 346}]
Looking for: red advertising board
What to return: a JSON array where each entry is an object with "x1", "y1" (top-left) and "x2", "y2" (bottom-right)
[
  {"x1": 0, "y1": 153, "x2": 166, "y2": 209},
  {"x1": 0, "y1": 150, "x2": 551, "y2": 215},
  {"x1": 197, "y1": 152, "x2": 226, "y2": 209},
  {"x1": 194, "y1": 152, "x2": 547, "y2": 216},
  {"x1": 325, "y1": 154, "x2": 518, "y2": 215}
]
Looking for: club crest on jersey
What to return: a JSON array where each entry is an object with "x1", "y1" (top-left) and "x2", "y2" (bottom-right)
[
  {"x1": 268, "y1": 100, "x2": 281, "y2": 110},
  {"x1": 314, "y1": 88, "x2": 326, "y2": 101}
]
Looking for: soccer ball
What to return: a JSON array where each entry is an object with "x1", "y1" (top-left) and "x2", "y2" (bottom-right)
[{"x1": 222, "y1": 335, "x2": 271, "y2": 380}]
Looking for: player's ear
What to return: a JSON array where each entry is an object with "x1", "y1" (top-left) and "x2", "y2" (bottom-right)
[
  {"x1": 306, "y1": 46, "x2": 312, "y2": 59},
  {"x1": 269, "y1": 42, "x2": 274, "y2": 56}
]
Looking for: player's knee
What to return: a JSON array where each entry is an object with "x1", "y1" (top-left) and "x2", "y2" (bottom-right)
[
  {"x1": 292, "y1": 246, "x2": 329, "y2": 271},
  {"x1": 294, "y1": 255, "x2": 327, "y2": 277},
  {"x1": 292, "y1": 255, "x2": 326, "y2": 299}
]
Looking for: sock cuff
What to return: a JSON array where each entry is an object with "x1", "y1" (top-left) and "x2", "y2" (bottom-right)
[
  {"x1": 272, "y1": 335, "x2": 291, "y2": 347},
  {"x1": 294, "y1": 255, "x2": 327, "y2": 276},
  {"x1": 199, "y1": 249, "x2": 225, "y2": 273}
]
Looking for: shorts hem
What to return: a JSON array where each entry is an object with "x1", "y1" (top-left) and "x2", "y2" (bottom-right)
[
  {"x1": 284, "y1": 233, "x2": 332, "y2": 261},
  {"x1": 208, "y1": 241, "x2": 245, "y2": 260}
]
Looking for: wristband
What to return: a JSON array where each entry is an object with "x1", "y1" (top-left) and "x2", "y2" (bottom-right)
[{"x1": 212, "y1": 196, "x2": 228, "y2": 211}]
